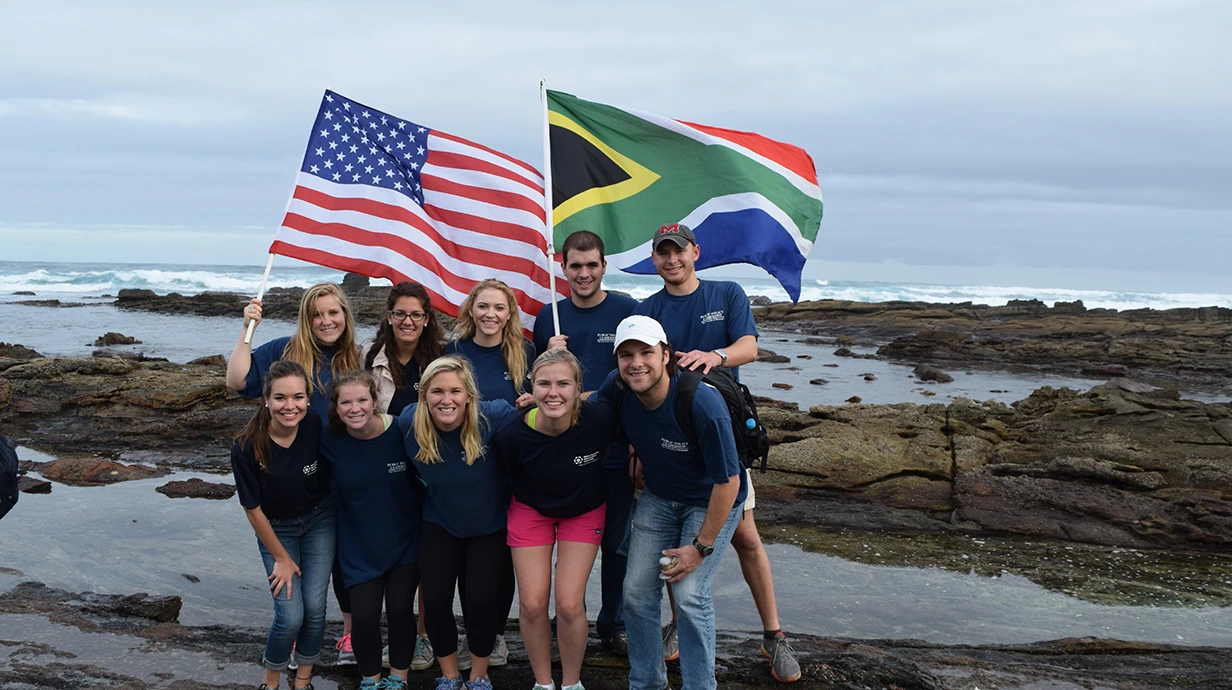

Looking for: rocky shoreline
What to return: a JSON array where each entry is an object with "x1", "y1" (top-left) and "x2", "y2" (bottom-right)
[{"x1": 3, "y1": 580, "x2": 1229, "y2": 689}]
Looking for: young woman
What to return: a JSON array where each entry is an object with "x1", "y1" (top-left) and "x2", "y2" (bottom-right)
[
  {"x1": 362, "y1": 280, "x2": 445, "y2": 671},
  {"x1": 231, "y1": 360, "x2": 336, "y2": 690},
  {"x1": 226, "y1": 281, "x2": 363, "y2": 664},
  {"x1": 364, "y1": 281, "x2": 446, "y2": 417},
  {"x1": 399, "y1": 357, "x2": 520, "y2": 690},
  {"x1": 493, "y1": 350, "x2": 615, "y2": 690},
  {"x1": 448, "y1": 279, "x2": 535, "y2": 408},
  {"x1": 446, "y1": 279, "x2": 534, "y2": 666},
  {"x1": 320, "y1": 371, "x2": 422, "y2": 689}
]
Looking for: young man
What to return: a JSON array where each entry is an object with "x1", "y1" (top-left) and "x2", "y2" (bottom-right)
[
  {"x1": 532, "y1": 230, "x2": 638, "y2": 655},
  {"x1": 594, "y1": 315, "x2": 745, "y2": 690},
  {"x1": 632, "y1": 223, "x2": 802, "y2": 683}
]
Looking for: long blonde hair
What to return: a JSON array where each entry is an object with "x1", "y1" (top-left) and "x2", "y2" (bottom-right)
[
  {"x1": 283, "y1": 282, "x2": 361, "y2": 391},
  {"x1": 531, "y1": 348, "x2": 583, "y2": 428},
  {"x1": 412, "y1": 356, "x2": 484, "y2": 465},
  {"x1": 454, "y1": 279, "x2": 528, "y2": 394}
]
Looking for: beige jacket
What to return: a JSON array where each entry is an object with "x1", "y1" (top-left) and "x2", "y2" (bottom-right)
[{"x1": 361, "y1": 341, "x2": 397, "y2": 415}]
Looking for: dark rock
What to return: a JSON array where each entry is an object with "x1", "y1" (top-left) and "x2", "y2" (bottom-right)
[
  {"x1": 91, "y1": 349, "x2": 168, "y2": 362},
  {"x1": 182, "y1": 573, "x2": 201, "y2": 583},
  {"x1": 809, "y1": 378, "x2": 828, "y2": 386},
  {"x1": 845, "y1": 396, "x2": 862, "y2": 403},
  {"x1": 756, "y1": 348, "x2": 790, "y2": 364},
  {"x1": 155, "y1": 478, "x2": 236, "y2": 500},
  {"x1": 93, "y1": 332, "x2": 141, "y2": 346},
  {"x1": 0, "y1": 343, "x2": 41, "y2": 360},
  {"x1": 1082, "y1": 363, "x2": 1130, "y2": 377},
  {"x1": 797, "y1": 354, "x2": 813, "y2": 359},
  {"x1": 17, "y1": 475, "x2": 51, "y2": 493},
  {"x1": 834, "y1": 347, "x2": 854, "y2": 357},
  {"x1": 913, "y1": 365, "x2": 955, "y2": 383},
  {"x1": 823, "y1": 363, "x2": 839, "y2": 367},
  {"x1": 0, "y1": 581, "x2": 181, "y2": 624},
  {"x1": 32, "y1": 458, "x2": 169, "y2": 485},
  {"x1": 863, "y1": 373, "x2": 877, "y2": 381},
  {"x1": 11, "y1": 290, "x2": 35, "y2": 295},
  {"x1": 771, "y1": 382, "x2": 793, "y2": 390},
  {"x1": 835, "y1": 335, "x2": 858, "y2": 345},
  {"x1": 341, "y1": 272, "x2": 371, "y2": 292},
  {"x1": 187, "y1": 354, "x2": 227, "y2": 367},
  {"x1": 747, "y1": 294, "x2": 772, "y2": 306},
  {"x1": 1053, "y1": 299, "x2": 1087, "y2": 313},
  {"x1": 801, "y1": 337, "x2": 830, "y2": 346}
]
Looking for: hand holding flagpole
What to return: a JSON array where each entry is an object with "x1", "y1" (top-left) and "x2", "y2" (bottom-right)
[
  {"x1": 243, "y1": 254, "x2": 275, "y2": 345},
  {"x1": 540, "y1": 79, "x2": 562, "y2": 338}
]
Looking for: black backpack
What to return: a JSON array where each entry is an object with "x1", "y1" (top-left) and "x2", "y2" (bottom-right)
[{"x1": 613, "y1": 368, "x2": 772, "y2": 474}]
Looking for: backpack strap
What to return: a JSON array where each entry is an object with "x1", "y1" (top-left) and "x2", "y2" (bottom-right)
[{"x1": 672, "y1": 369, "x2": 704, "y2": 456}]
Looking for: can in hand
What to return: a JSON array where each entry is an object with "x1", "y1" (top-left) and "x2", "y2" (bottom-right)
[{"x1": 659, "y1": 555, "x2": 679, "y2": 580}]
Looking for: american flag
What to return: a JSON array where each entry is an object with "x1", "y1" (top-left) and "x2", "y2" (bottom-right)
[{"x1": 270, "y1": 89, "x2": 563, "y2": 330}]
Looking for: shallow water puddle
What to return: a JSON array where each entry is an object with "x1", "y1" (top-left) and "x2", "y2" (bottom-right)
[{"x1": 3, "y1": 468, "x2": 1229, "y2": 648}]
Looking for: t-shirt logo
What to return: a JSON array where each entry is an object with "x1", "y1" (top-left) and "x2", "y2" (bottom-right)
[
  {"x1": 700, "y1": 310, "x2": 725, "y2": 325},
  {"x1": 387, "y1": 461, "x2": 406, "y2": 474},
  {"x1": 661, "y1": 438, "x2": 689, "y2": 453},
  {"x1": 302, "y1": 460, "x2": 318, "y2": 476},
  {"x1": 596, "y1": 332, "x2": 616, "y2": 344},
  {"x1": 460, "y1": 445, "x2": 488, "y2": 464},
  {"x1": 573, "y1": 451, "x2": 600, "y2": 466}
]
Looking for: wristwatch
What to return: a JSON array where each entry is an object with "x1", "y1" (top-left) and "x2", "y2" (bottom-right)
[
  {"x1": 692, "y1": 537, "x2": 715, "y2": 558},
  {"x1": 713, "y1": 348, "x2": 728, "y2": 367}
]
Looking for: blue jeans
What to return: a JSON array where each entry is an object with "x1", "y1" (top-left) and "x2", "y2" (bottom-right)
[
  {"x1": 623, "y1": 490, "x2": 741, "y2": 690},
  {"x1": 257, "y1": 496, "x2": 337, "y2": 670},
  {"x1": 596, "y1": 466, "x2": 635, "y2": 639}
]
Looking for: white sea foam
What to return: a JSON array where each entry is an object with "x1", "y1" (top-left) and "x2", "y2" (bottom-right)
[{"x1": 1, "y1": 261, "x2": 1229, "y2": 311}]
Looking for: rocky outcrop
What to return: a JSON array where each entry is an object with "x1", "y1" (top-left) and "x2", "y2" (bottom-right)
[
  {"x1": 753, "y1": 382, "x2": 1232, "y2": 549},
  {"x1": 27, "y1": 457, "x2": 169, "y2": 485},
  {"x1": 93, "y1": 332, "x2": 140, "y2": 346},
  {"x1": 155, "y1": 478, "x2": 235, "y2": 499},
  {"x1": 755, "y1": 298, "x2": 1232, "y2": 384}
]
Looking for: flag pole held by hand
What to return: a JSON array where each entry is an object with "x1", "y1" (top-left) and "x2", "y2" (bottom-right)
[
  {"x1": 243, "y1": 254, "x2": 275, "y2": 345},
  {"x1": 540, "y1": 79, "x2": 562, "y2": 338}
]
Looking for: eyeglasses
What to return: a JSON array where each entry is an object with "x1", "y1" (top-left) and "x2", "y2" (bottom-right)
[{"x1": 389, "y1": 310, "x2": 428, "y2": 323}]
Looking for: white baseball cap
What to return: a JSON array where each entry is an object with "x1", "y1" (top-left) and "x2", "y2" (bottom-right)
[{"x1": 613, "y1": 315, "x2": 668, "y2": 352}]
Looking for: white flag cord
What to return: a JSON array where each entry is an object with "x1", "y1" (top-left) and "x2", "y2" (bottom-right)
[
  {"x1": 243, "y1": 253, "x2": 275, "y2": 345},
  {"x1": 540, "y1": 79, "x2": 562, "y2": 338}
]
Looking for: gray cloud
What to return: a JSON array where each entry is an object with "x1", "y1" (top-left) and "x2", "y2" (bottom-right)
[{"x1": 1, "y1": 0, "x2": 1229, "y2": 288}]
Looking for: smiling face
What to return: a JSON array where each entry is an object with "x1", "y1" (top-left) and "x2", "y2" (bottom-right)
[
  {"x1": 532, "y1": 361, "x2": 580, "y2": 422},
  {"x1": 470, "y1": 288, "x2": 511, "y2": 340},
  {"x1": 389, "y1": 295, "x2": 426, "y2": 349},
  {"x1": 311, "y1": 294, "x2": 346, "y2": 346},
  {"x1": 651, "y1": 241, "x2": 699, "y2": 288},
  {"x1": 424, "y1": 370, "x2": 470, "y2": 432},
  {"x1": 616, "y1": 339, "x2": 670, "y2": 396},
  {"x1": 563, "y1": 248, "x2": 606, "y2": 302},
  {"x1": 265, "y1": 375, "x2": 309, "y2": 432},
  {"x1": 335, "y1": 381, "x2": 375, "y2": 434}
]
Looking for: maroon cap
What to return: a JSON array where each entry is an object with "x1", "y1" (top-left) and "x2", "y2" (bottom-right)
[{"x1": 651, "y1": 223, "x2": 696, "y2": 250}]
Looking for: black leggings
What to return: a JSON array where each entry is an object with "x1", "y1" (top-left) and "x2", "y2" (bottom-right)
[
  {"x1": 457, "y1": 546, "x2": 515, "y2": 640},
  {"x1": 332, "y1": 555, "x2": 351, "y2": 614},
  {"x1": 421, "y1": 523, "x2": 509, "y2": 659},
  {"x1": 348, "y1": 562, "x2": 419, "y2": 677}
]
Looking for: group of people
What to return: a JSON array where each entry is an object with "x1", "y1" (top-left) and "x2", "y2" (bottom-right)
[{"x1": 227, "y1": 224, "x2": 803, "y2": 690}]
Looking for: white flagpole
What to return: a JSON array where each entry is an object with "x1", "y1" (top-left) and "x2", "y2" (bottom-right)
[
  {"x1": 540, "y1": 79, "x2": 562, "y2": 338},
  {"x1": 243, "y1": 254, "x2": 275, "y2": 345}
]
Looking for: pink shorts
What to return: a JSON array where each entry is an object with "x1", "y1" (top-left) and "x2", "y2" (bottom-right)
[{"x1": 507, "y1": 497, "x2": 606, "y2": 548}]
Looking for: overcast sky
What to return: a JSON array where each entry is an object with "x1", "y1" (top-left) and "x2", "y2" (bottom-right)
[{"x1": 1, "y1": 0, "x2": 1228, "y2": 292}]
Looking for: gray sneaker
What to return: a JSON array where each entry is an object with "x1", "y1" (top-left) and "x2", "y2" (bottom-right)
[
  {"x1": 761, "y1": 633, "x2": 802, "y2": 683},
  {"x1": 661, "y1": 621, "x2": 679, "y2": 662},
  {"x1": 457, "y1": 635, "x2": 472, "y2": 671},
  {"x1": 488, "y1": 634, "x2": 508, "y2": 667},
  {"x1": 411, "y1": 634, "x2": 436, "y2": 671}
]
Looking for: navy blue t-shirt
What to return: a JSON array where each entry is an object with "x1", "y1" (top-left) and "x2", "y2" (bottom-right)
[
  {"x1": 320, "y1": 416, "x2": 422, "y2": 588},
  {"x1": 387, "y1": 358, "x2": 422, "y2": 417},
  {"x1": 593, "y1": 370, "x2": 747, "y2": 508},
  {"x1": 400, "y1": 400, "x2": 519, "y2": 538},
  {"x1": 447, "y1": 337, "x2": 535, "y2": 405},
  {"x1": 242, "y1": 336, "x2": 338, "y2": 418},
  {"x1": 632, "y1": 280, "x2": 759, "y2": 377},
  {"x1": 494, "y1": 400, "x2": 616, "y2": 518},
  {"x1": 231, "y1": 421, "x2": 329, "y2": 521},
  {"x1": 532, "y1": 294, "x2": 638, "y2": 391}
]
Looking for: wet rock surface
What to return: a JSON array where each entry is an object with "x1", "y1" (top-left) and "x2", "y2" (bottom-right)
[
  {"x1": 1, "y1": 581, "x2": 1228, "y2": 689},
  {"x1": 155, "y1": 477, "x2": 236, "y2": 500},
  {"x1": 755, "y1": 298, "x2": 1232, "y2": 385}
]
